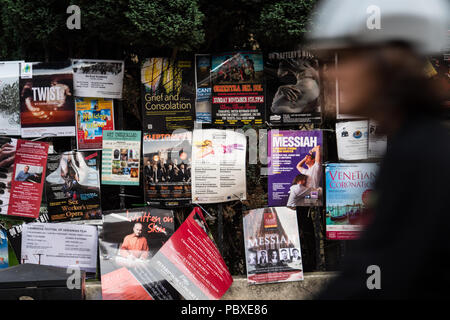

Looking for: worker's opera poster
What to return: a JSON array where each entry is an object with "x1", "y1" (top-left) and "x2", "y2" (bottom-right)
[
  {"x1": 45, "y1": 151, "x2": 102, "y2": 222},
  {"x1": 148, "y1": 207, "x2": 233, "y2": 299},
  {"x1": 268, "y1": 130, "x2": 323, "y2": 207},
  {"x1": 243, "y1": 207, "x2": 303, "y2": 285},
  {"x1": 101, "y1": 130, "x2": 141, "y2": 186},
  {"x1": 210, "y1": 51, "x2": 265, "y2": 126},
  {"x1": 325, "y1": 163, "x2": 379, "y2": 240},
  {"x1": 191, "y1": 129, "x2": 247, "y2": 204},
  {"x1": 19, "y1": 61, "x2": 75, "y2": 138},
  {"x1": 265, "y1": 49, "x2": 321, "y2": 125},
  {"x1": 143, "y1": 131, "x2": 192, "y2": 208},
  {"x1": 75, "y1": 97, "x2": 114, "y2": 151},
  {"x1": 99, "y1": 207, "x2": 178, "y2": 300},
  {"x1": 72, "y1": 59, "x2": 124, "y2": 99},
  {"x1": 141, "y1": 57, "x2": 195, "y2": 132},
  {"x1": 0, "y1": 137, "x2": 49, "y2": 219},
  {"x1": 0, "y1": 61, "x2": 22, "y2": 136}
]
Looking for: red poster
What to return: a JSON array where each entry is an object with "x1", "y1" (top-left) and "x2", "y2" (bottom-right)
[
  {"x1": 149, "y1": 207, "x2": 233, "y2": 300},
  {"x1": 102, "y1": 267, "x2": 153, "y2": 300},
  {"x1": 7, "y1": 140, "x2": 49, "y2": 218}
]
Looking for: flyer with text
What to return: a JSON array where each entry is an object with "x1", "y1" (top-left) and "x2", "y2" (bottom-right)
[
  {"x1": 72, "y1": 59, "x2": 124, "y2": 99},
  {"x1": 211, "y1": 51, "x2": 264, "y2": 126},
  {"x1": 335, "y1": 120, "x2": 369, "y2": 161},
  {"x1": 0, "y1": 61, "x2": 22, "y2": 136},
  {"x1": 45, "y1": 151, "x2": 101, "y2": 222},
  {"x1": 0, "y1": 139, "x2": 49, "y2": 218},
  {"x1": 101, "y1": 130, "x2": 141, "y2": 186},
  {"x1": 268, "y1": 130, "x2": 323, "y2": 207},
  {"x1": 148, "y1": 207, "x2": 233, "y2": 300},
  {"x1": 265, "y1": 49, "x2": 321, "y2": 125},
  {"x1": 75, "y1": 97, "x2": 114, "y2": 150},
  {"x1": 243, "y1": 207, "x2": 303, "y2": 284},
  {"x1": 192, "y1": 129, "x2": 247, "y2": 204},
  {"x1": 21, "y1": 222, "x2": 98, "y2": 272},
  {"x1": 19, "y1": 61, "x2": 75, "y2": 138},
  {"x1": 143, "y1": 131, "x2": 192, "y2": 208},
  {"x1": 141, "y1": 57, "x2": 195, "y2": 131},
  {"x1": 325, "y1": 163, "x2": 379, "y2": 240},
  {"x1": 99, "y1": 207, "x2": 179, "y2": 300}
]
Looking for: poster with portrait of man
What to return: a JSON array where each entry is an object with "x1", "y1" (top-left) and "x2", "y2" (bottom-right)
[{"x1": 99, "y1": 207, "x2": 178, "y2": 300}]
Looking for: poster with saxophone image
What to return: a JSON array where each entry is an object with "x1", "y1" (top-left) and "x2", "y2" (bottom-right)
[
  {"x1": 19, "y1": 61, "x2": 75, "y2": 138},
  {"x1": 265, "y1": 49, "x2": 322, "y2": 125},
  {"x1": 141, "y1": 57, "x2": 195, "y2": 132},
  {"x1": 45, "y1": 151, "x2": 101, "y2": 222}
]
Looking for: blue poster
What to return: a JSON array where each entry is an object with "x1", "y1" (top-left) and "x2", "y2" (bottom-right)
[{"x1": 0, "y1": 229, "x2": 8, "y2": 269}]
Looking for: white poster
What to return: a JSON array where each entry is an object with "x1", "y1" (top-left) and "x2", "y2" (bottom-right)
[
  {"x1": 0, "y1": 61, "x2": 22, "y2": 136},
  {"x1": 368, "y1": 120, "x2": 387, "y2": 159},
  {"x1": 21, "y1": 222, "x2": 98, "y2": 272},
  {"x1": 336, "y1": 120, "x2": 368, "y2": 160},
  {"x1": 72, "y1": 59, "x2": 124, "y2": 99},
  {"x1": 192, "y1": 129, "x2": 246, "y2": 203}
]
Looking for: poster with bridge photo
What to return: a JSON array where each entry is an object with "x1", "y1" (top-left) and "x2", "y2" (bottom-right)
[
  {"x1": 325, "y1": 163, "x2": 379, "y2": 240},
  {"x1": 99, "y1": 207, "x2": 179, "y2": 300},
  {"x1": 72, "y1": 59, "x2": 124, "y2": 99},
  {"x1": 0, "y1": 61, "x2": 22, "y2": 136},
  {"x1": 243, "y1": 207, "x2": 303, "y2": 285},
  {"x1": 265, "y1": 49, "x2": 321, "y2": 125},
  {"x1": 268, "y1": 130, "x2": 323, "y2": 207},
  {"x1": 19, "y1": 61, "x2": 75, "y2": 138},
  {"x1": 45, "y1": 151, "x2": 101, "y2": 222},
  {"x1": 143, "y1": 131, "x2": 192, "y2": 208}
]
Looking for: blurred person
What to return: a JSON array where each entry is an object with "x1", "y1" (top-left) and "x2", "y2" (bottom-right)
[{"x1": 308, "y1": 0, "x2": 450, "y2": 299}]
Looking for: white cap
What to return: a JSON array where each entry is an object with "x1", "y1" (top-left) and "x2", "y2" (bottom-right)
[{"x1": 307, "y1": 0, "x2": 449, "y2": 55}]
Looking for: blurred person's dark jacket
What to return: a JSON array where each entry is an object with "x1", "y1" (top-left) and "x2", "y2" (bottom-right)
[{"x1": 318, "y1": 113, "x2": 450, "y2": 299}]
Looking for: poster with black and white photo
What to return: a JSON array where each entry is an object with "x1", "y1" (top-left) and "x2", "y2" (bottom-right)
[
  {"x1": 72, "y1": 59, "x2": 124, "y2": 99},
  {"x1": 143, "y1": 131, "x2": 192, "y2": 208},
  {"x1": 45, "y1": 151, "x2": 101, "y2": 222},
  {"x1": 0, "y1": 61, "x2": 22, "y2": 136},
  {"x1": 243, "y1": 207, "x2": 303, "y2": 284},
  {"x1": 265, "y1": 49, "x2": 321, "y2": 125}
]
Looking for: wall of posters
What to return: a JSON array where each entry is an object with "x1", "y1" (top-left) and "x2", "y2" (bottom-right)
[
  {"x1": 19, "y1": 61, "x2": 75, "y2": 138},
  {"x1": 268, "y1": 130, "x2": 323, "y2": 207},
  {"x1": 143, "y1": 131, "x2": 192, "y2": 208},
  {"x1": 75, "y1": 97, "x2": 114, "y2": 150},
  {"x1": 72, "y1": 59, "x2": 124, "y2": 99},
  {"x1": 0, "y1": 138, "x2": 49, "y2": 218},
  {"x1": 141, "y1": 57, "x2": 195, "y2": 132},
  {"x1": 368, "y1": 120, "x2": 387, "y2": 159},
  {"x1": 101, "y1": 130, "x2": 141, "y2": 186},
  {"x1": 99, "y1": 207, "x2": 179, "y2": 300},
  {"x1": 210, "y1": 51, "x2": 264, "y2": 126},
  {"x1": 325, "y1": 163, "x2": 378, "y2": 240},
  {"x1": 195, "y1": 54, "x2": 212, "y2": 123},
  {"x1": 192, "y1": 129, "x2": 247, "y2": 204},
  {"x1": 243, "y1": 207, "x2": 303, "y2": 284},
  {"x1": 0, "y1": 229, "x2": 8, "y2": 269},
  {"x1": 148, "y1": 207, "x2": 233, "y2": 300},
  {"x1": 335, "y1": 120, "x2": 369, "y2": 160},
  {"x1": 0, "y1": 61, "x2": 22, "y2": 136},
  {"x1": 21, "y1": 222, "x2": 98, "y2": 272},
  {"x1": 45, "y1": 151, "x2": 101, "y2": 222},
  {"x1": 265, "y1": 50, "x2": 321, "y2": 125}
]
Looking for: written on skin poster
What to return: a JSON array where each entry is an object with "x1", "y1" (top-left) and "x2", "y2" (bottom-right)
[
  {"x1": 21, "y1": 222, "x2": 98, "y2": 273},
  {"x1": 101, "y1": 130, "x2": 141, "y2": 186},
  {"x1": 191, "y1": 129, "x2": 246, "y2": 204}
]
